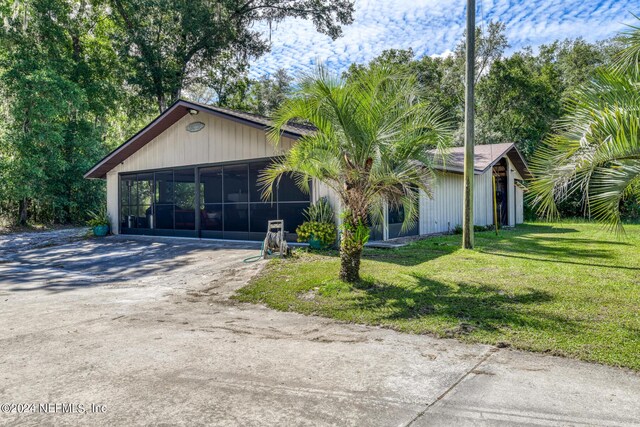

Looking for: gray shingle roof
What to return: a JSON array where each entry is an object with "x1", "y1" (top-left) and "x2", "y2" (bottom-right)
[{"x1": 431, "y1": 143, "x2": 531, "y2": 179}]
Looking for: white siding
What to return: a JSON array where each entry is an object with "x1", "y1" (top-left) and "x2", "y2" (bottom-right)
[
  {"x1": 110, "y1": 114, "x2": 294, "y2": 175},
  {"x1": 312, "y1": 181, "x2": 342, "y2": 229},
  {"x1": 419, "y1": 171, "x2": 494, "y2": 235},
  {"x1": 105, "y1": 112, "x2": 529, "y2": 237},
  {"x1": 106, "y1": 113, "x2": 295, "y2": 232},
  {"x1": 506, "y1": 158, "x2": 524, "y2": 226},
  {"x1": 507, "y1": 163, "x2": 515, "y2": 227},
  {"x1": 106, "y1": 171, "x2": 119, "y2": 234},
  {"x1": 516, "y1": 187, "x2": 524, "y2": 224}
]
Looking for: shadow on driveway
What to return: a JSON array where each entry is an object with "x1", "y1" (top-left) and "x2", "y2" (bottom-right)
[{"x1": 0, "y1": 235, "x2": 259, "y2": 294}]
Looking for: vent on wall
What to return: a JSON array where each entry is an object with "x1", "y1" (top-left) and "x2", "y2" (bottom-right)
[{"x1": 186, "y1": 121, "x2": 205, "y2": 133}]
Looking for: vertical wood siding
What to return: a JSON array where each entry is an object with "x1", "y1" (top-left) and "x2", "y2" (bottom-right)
[
  {"x1": 420, "y1": 171, "x2": 496, "y2": 235},
  {"x1": 106, "y1": 113, "x2": 295, "y2": 233},
  {"x1": 106, "y1": 171, "x2": 119, "y2": 234}
]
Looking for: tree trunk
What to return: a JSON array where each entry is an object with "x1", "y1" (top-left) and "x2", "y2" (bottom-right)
[
  {"x1": 157, "y1": 97, "x2": 165, "y2": 114},
  {"x1": 339, "y1": 243, "x2": 362, "y2": 283},
  {"x1": 18, "y1": 198, "x2": 28, "y2": 226},
  {"x1": 338, "y1": 214, "x2": 366, "y2": 283}
]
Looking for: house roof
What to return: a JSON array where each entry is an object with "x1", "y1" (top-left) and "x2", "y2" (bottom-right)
[
  {"x1": 84, "y1": 99, "x2": 314, "y2": 179},
  {"x1": 431, "y1": 142, "x2": 531, "y2": 179},
  {"x1": 86, "y1": 99, "x2": 531, "y2": 181}
]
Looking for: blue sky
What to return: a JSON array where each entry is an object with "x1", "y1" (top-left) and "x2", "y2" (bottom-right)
[{"x1": 250, "y1": 0, "x2": 637, "y2": 77}]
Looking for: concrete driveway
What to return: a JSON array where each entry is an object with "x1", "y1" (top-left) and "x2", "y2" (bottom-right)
[{"x1": 1, "y1": 231, "x2": 639, "y2": 426}]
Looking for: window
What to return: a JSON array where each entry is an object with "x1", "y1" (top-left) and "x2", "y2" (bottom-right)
[{"x1": 387, "y1": 197, "x2": 419, "y2": 239}]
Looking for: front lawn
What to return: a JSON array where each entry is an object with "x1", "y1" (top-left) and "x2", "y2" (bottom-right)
[{"x1": 235, "y1": 223, "x2": 640, "y2": 370}]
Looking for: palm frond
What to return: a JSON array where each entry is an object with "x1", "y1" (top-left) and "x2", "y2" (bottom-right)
[
  {"x1": 262, "y1": 61, "x2": 452, "y2": 238},
  {"x1": 528, "y1": 52, "x2": 640, "y2": 231}
]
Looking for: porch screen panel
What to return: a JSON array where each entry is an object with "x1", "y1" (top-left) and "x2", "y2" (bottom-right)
[
  {"x1": 223, "y1": 165, "x2": 249, "y2": 238},
  {"x1": 154, "y1": 171, "x2": 174, "y2": 230},
  {"x1": 200, "y1": 167, "x2": 223, "y2": 234},
  {"x1": 174, "y1": 169, "x2": 195, "y2": 230},
  {"x1": 137, "y1": 173, "x2": 153, "y2": 229},
  {"x1": 120, "y1": 175, "x2": 136, "y2": 230}
]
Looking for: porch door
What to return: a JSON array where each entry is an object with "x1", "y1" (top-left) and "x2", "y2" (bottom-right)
[{"x1": 493, "y1": 159, "x2": 509, "y2": 227}]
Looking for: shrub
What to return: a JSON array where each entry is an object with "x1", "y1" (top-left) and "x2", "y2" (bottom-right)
[
  {"x1": 296, "y1": 221, "x2": 337, "y2": 248},
  {"x1": 453, "y1": 224, "x2": 495, "y2": 234},
  {"x1": 303, "y1": 197, "x2": 334, "y2": 224}
]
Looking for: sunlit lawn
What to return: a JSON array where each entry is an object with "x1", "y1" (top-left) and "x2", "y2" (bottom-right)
[{"x1": 235, "y1": 222, "x2": 640, "y2": 370}]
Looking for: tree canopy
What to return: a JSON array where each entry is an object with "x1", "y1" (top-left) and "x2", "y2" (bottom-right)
[
  {"x1": 110, "y1": 0, "x2": 354, "y2": 112},
  {"x1": 0, "y1": 0, "x2": 354, "y2": 225}
]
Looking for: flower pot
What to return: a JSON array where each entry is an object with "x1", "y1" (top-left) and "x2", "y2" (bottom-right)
[
  {"x1": 308, "y1": 234, "x2": 323, "y2": 250},
  {"x1": 93, "y1": 224, "x2": 109, "y2": 237}
]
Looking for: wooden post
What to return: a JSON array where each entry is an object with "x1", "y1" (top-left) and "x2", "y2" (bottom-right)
[{"x1": 462, "y1": 0, "x2": 475, "y2": 249}]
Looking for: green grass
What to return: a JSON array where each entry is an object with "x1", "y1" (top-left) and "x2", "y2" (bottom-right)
[{"x1": 235, "y1": 223, "x2": 640, "y2": 370}]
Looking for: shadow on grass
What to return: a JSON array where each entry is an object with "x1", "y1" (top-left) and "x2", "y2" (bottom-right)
[
  {"x1": 478, "y1": 225, "x2": 637, "y2": 270},
  {"x1": 357, "y1": 223, "x2": 632, "y2": 268},
  {"x1": 337, "y1": 272, "x2": 576, "y2": 336},
  {"x1": 481, "y1": 251, "x2": 640, "y2": 271}
]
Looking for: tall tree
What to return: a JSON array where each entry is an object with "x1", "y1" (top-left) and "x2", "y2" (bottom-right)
[
  {"x1": 247, "y1": 68, "x2": 293, "y2": 116},
  {"x1": 110, "y1": 0, "x2": 355, "y2": 113},
  {"x1": 475, "y1": 50, "x2": 563, "y2": 157},
  {"x1": 260, "y1": 65, "x2": 452, "y2": 282},
  {"x1": 0, "y1": 0, "x2": 148, "y2": 224},
  {"x1": 529, "y1": 20, "x2": 640, "y2": 231}
]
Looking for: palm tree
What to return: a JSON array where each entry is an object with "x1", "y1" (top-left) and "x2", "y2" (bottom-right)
[
  {"x1": 260, "y1": 65, "x2": 451, "y2": 282},
  {"x1": 529, "y1": 20, "x2": 640, "y2": 232}
]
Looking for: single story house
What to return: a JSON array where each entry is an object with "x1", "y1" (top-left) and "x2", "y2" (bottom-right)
[{"x1": 85, "y1": 99, "x2": 530, "y2": 242}]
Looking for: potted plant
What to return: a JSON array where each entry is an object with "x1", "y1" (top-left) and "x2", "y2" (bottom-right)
[
  {"x1": 296, "y1": 198, "x2": 337, "y2": 250},
  {"x1": 88, "y1": 209, "x2": 111, "y2": 237}
]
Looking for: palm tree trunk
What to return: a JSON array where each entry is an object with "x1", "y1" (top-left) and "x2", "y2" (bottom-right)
[
  {"x1": 339, "y1": 215, "x2": 365, "y2": 283},
  {"x1": 339, "y1": 241, "x2": 362, "y2": 282}
]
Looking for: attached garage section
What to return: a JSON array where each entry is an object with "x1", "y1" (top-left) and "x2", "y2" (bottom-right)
[
  {"x1": 88, "y1": 100, "x2": 314, "y2": 241},
  {"x1": 118, "y1": 160, "x2": 309, "y2": 240}
]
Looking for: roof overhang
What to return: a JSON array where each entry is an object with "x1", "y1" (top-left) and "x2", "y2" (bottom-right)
[
  {"x1": 84, "y1": 99, "x2": 306, "y2": 179},
  {"x1": 433, "y1": 143, "x2": 531, "y2": 180}
]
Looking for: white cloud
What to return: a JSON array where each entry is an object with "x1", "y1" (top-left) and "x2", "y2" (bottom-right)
[{"x1": 250, "y1": 0, "x2": 637, "y2": 78}]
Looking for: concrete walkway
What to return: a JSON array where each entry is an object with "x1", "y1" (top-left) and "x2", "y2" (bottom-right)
[{"x1": 0, "y1": 232, "x2": 638, "y2": 426}]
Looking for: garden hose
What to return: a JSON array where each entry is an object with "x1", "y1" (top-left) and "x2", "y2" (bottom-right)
[{"x1": 243, "y1": 241, "x2": 271, "y2": 263}]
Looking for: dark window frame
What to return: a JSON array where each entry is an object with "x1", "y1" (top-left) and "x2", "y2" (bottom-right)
[{"x1": 118, "y1": 157, "x2": 311, "y2": 240}]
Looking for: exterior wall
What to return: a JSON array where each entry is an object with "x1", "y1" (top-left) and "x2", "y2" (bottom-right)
[
  {"x1": 516, "y1": 186, "x2": 524, "y2": 224},
  {"x1": 420, "y1": 171, "x2": 494, "y2": 235},
  {"x1": 106, "y1": 171, "x2": 119, "y2": 234},
  {"x1": 105, "y1": 113, "x2": 528, "y2": 237},
  {"x1": 312, "y1": 180, "x2": 342, "y2": 229},
  {"x1": 506, "y1": 157, "x2": 524, "y2": 226},
  {"x1": 106, "y1": 113, "x2": 295, "y2": 234}
]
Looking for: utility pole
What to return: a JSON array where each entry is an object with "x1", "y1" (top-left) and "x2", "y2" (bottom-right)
[{"x1": 462, "y1": 0, "x2": 475, "y2": 249}]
